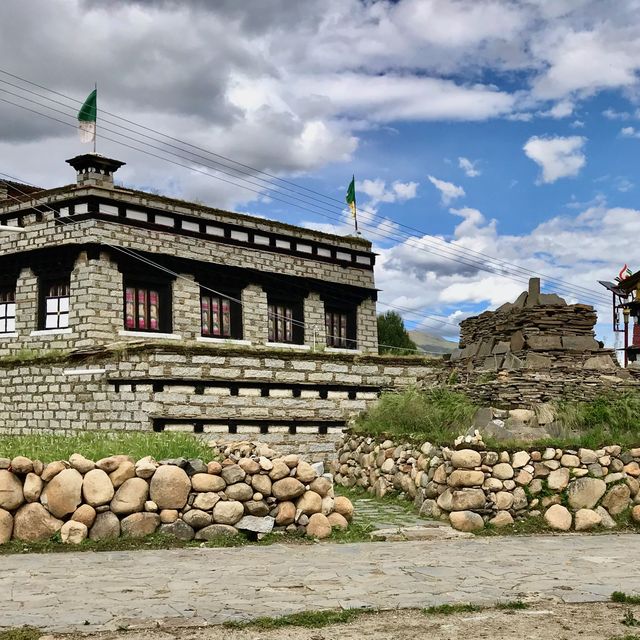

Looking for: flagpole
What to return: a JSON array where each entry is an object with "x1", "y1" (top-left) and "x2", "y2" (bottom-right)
[
  {"x1": 93, "y1": 81, "x2": 97, "y2": 154},
  {"x1": 354, "y1": 201, "x2": 359, "y2": 234}
]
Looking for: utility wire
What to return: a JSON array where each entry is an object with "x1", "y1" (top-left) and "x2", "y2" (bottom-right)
[{"x1": 0, "y1": 69, "x2": 613, "y2": 306}]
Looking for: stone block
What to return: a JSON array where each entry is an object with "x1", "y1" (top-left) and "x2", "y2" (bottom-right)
[{"x1": 562, "y1": 336, "x2": 599, "y2": 351}]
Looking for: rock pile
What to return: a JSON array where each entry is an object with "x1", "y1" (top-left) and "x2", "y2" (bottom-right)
[
  {"x1": 0, "y1": 449, "x2": 353, "y2": 544},
  {"x1": 450, "y1": 278, "x2": 618, "y2": 373},
  {"x1": 333, "y1": 434, "x2": 640, "y2": 532}
]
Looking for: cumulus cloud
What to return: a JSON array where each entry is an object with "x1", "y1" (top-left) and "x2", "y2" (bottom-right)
[
  {"x1": 375, "y1": 200, "x2": 640, "y2": 344},
  {"x1": 428, "y1": 176, "x2": 465, "y2": 204},
  {"x1": 458, "y1": 157, "x2": 481, "y2": 177},
  {"x1": 357, "y1": 178, "x2": 418, "y2": 204},
  {"x1": 621, "y1": 126, "x2": 640, "y2": 139},
  {"x1": 523, "y1": 135, "x2": 587, "y2": 184}
]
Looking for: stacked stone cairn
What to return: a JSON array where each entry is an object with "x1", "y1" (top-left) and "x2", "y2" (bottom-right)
[
  {"x1": 451, "y1": 277, "x2": 617, "y2": 371},
  {"x1": 0, "y1": 446, "x2": 353, "y2": 544},
  {"x1": 333, "y1": 434, "x2": 640, "y2": 532}
]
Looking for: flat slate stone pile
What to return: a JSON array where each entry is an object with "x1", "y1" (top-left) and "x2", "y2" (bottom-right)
[
  {"x1": 334, "y1": 434, "x2": 640, "y2": 532},
  {"x1": 450, "y1": 278, "x2": 617, "y2": 373},
  {"x1": 0, "y1": 448, "x2": 353, "y2": 544}
]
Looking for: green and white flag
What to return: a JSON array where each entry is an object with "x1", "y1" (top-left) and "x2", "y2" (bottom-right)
[{"x1": 77, "y1": 89, "x2": 97, "y2": 144}]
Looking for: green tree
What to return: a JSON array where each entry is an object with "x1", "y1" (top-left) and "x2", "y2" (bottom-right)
[{"x1": 377, "y1": 311, "x2": 418, "y2": 355}]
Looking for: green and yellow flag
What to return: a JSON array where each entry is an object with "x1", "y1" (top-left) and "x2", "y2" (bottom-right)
[{"x1": 345, "y1": 175, "x2": 356, "y2": 219}]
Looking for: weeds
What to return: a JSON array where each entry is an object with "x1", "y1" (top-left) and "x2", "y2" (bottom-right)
[
  {"x1": 0, "y1": 431, "x2": 215, "y2": 462},
  {"x1": 353, "y1": 388, "x2": 478, "y2": 441},
  {"x1": 0, "y1": 628, "x2": 41, "y2": 640},
  {"x1": 223, "y1": 608, "x2": 369, "y2": 630},
  {"x1": 613, "y1": 592, "x2": 640, "y2": 605},
  {"x1": 623, "y1": 610, "x2": 640, "y2": 628},
  {"x1": 495, "y1": 600, "x2": 529, "y2": 610},
  {"x1": 423, "y1": 603, "x2": 483, "y2": 615}
]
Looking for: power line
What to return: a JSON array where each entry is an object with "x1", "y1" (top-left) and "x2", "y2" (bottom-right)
[
  {"x1": 0, "y1": 69, "x2": 613, "y2": 307},
  {"x1": 0, "y1": 78, "x2": 611, "y2": 307}
]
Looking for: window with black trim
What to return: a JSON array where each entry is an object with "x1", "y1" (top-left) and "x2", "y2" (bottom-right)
[
  {"x1": 200, "y1": 290, "x2": 242, "y2": 338},
  {"x1": 0, "y1": 288, "x2": 16, "y2": 334},
  {"x1": 267, "y1": 297, "x2": 303, "y2": 344},
  {"x1": 124, "y1": 279, "x2": 171, "y2": 333},
  {"x1": 43, "y1": 280, "x2": 70, "y2": 330},
  {"x1": 325, "y1": 307, "x2": 357, "y2": 349}
]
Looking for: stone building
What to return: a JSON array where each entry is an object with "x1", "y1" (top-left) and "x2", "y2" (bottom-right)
[
  {"x1": 0, "y1": 154, "x2": 378, "y2": 355},
  {"x1": 0, "y1": 154, "x2": 439, "y2": 452}
]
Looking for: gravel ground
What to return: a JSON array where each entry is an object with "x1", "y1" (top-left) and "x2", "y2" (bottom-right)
[{"x1": 57, "y1": 602, "x2": 640, "y2": 640}]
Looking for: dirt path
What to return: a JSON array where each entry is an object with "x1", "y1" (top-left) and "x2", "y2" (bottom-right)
[{"x1": 59, "y1": 603, "x2": 640, "y2": 640}]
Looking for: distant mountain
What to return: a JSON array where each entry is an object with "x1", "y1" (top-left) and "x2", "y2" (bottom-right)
[{"x1": 409, "y1": 330, "x2": 458, "y2": 355}]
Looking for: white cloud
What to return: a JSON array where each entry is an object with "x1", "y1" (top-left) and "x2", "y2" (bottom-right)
[
  {"x1": 428, "y1": 175, "x2": 465, "y2": 204},
  {"x1": 357, "y1": 178, "x2": 418, "y2": 204},
  {"x1": 375, "y1": 200, "x2": 640, "y2": 345},
  {"x1": 523, "y1": 135, "x2": 587, "y2": 184},
  {"x1": 458, "y1": 157, "x2": 481, "y2": 177},
  {"x1": 621, "y1": 126, "x2": 640, "y2": 139},
  {"x1": 603, "y1": 108, "x2": 632, "y2": 120},
  {"x1": 531, "y1": 28, "x2": 640, "y2": 100}
]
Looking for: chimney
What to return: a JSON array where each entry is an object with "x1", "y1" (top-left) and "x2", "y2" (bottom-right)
[{"x1": 66, "y1": 153, "x2": 126, "y2": 188}]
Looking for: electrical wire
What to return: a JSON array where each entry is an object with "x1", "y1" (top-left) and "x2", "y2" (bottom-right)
[{"x1": 0, "y1": 69, "x2": 613, "y2": 307}]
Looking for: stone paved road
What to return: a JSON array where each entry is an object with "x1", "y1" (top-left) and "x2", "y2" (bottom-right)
[{"x1": 2, "y1": 534, "x2": 640, "y2": 633}]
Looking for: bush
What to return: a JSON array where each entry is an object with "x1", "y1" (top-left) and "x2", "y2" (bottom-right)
[
  {"x1": 354, "y1": 388, "x2": 477, "y2": 441},
  {"x1": 554, "y1": 393, "x2": 640, "y2": 449}
]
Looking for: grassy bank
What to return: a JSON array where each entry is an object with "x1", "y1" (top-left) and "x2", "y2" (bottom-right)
[
  {"x1": 353, "y1": 388, "x2": 640, "y2": 449},
  {"x1": 0, "y1": 431, "x2": 215, "y2": 462},
  {"x1": 353, "y1": 388, "x2": 478, "y2": 442}
]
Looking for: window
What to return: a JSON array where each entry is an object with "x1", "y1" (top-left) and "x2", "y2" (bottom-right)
[
  {"x1": 124, "y1": 285, "x2": 163, "y2": 332},
  {"x1": 325, "y1": 307, "x2": 356, "y2": 349},
  {"x1": 267, "y1": 298, "x2": 303, "y2": 344},
  {"x1": 44, "y1": 281, "x2": 70, "y2": 329},
  {"x1": 0, "y1": 289, "x2": 16, "y2": 334},
  {"x1": 201, "y1": 292, "x2": 242, "y2": 338}
]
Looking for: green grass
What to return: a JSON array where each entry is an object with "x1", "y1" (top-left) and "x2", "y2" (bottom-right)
[
  {"x1": 0, "y1": 520, "x2": 374, "y2": 556},
  {"x1": 475, "y1": 516, "x2": 551, "y2": 536},
  {"x1": 495, "y1": 600, "x2": 529, "y2": 610},
  {"x1": 0, "y1": 348, "x2": 70, "y2": 368},
  {"x1": 623, "y1": 610, "x2": 640, "y2": 628},
  {"x1": 0, "y1": 629, "x2": 41, "y2": 640},
  {"x1": 353, "y1": 388, "x2": 478, "y2": 441},
  {"x1": 613, "y1": 592, "x2": 640, "y2": 605},
  {"x1": 549, "y1": 393, "x2": 640, "y2": 449},
  {"x1": 423, "y1": 603, "x2": 483, "y2": 615},
  {"x1": 422, "y1": 601, "x2": 528, "y2": 616},
  {"x1": 0, "y1": 431, "x2": 215, "y2": 462},
  {"x1": 353, "y1": 388, "x2": 640, "y2": 450},
  {"x1": 223, "y1": 608, "x2": 369, "y2": 629}
]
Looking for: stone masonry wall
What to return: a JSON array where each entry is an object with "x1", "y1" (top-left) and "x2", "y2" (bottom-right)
[
  {"x1": 0, "y1": 344, "x2": 441, "y2": 438},
  {"x1": 0, "y1": 447, "x2": 355, "y2": 545},
  {"x1": 1, "y1": 213, "x2": 375, "y2": 290},
  {"x1": 1, "y1": 250, "x2": 378, "y2": 356},
  {"x1": 333, "y1": 434, "x2": 640, "y2": 533}
]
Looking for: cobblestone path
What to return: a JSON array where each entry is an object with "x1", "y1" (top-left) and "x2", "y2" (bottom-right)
[
  {"x1": 2, "y1": 534, "x2": 640, "y2": 633},
  {"x1": 348, "y1": 495, "x2": 435, "y2": 530}
]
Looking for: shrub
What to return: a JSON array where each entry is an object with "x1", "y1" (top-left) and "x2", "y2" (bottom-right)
[{"x1": 354, "y1": 388, "x2": 477, "y2": 441}]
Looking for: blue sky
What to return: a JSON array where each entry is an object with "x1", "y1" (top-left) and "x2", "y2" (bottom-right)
[{"x1": 2, "y1": 0, "x2": 640, "y2": 347}]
